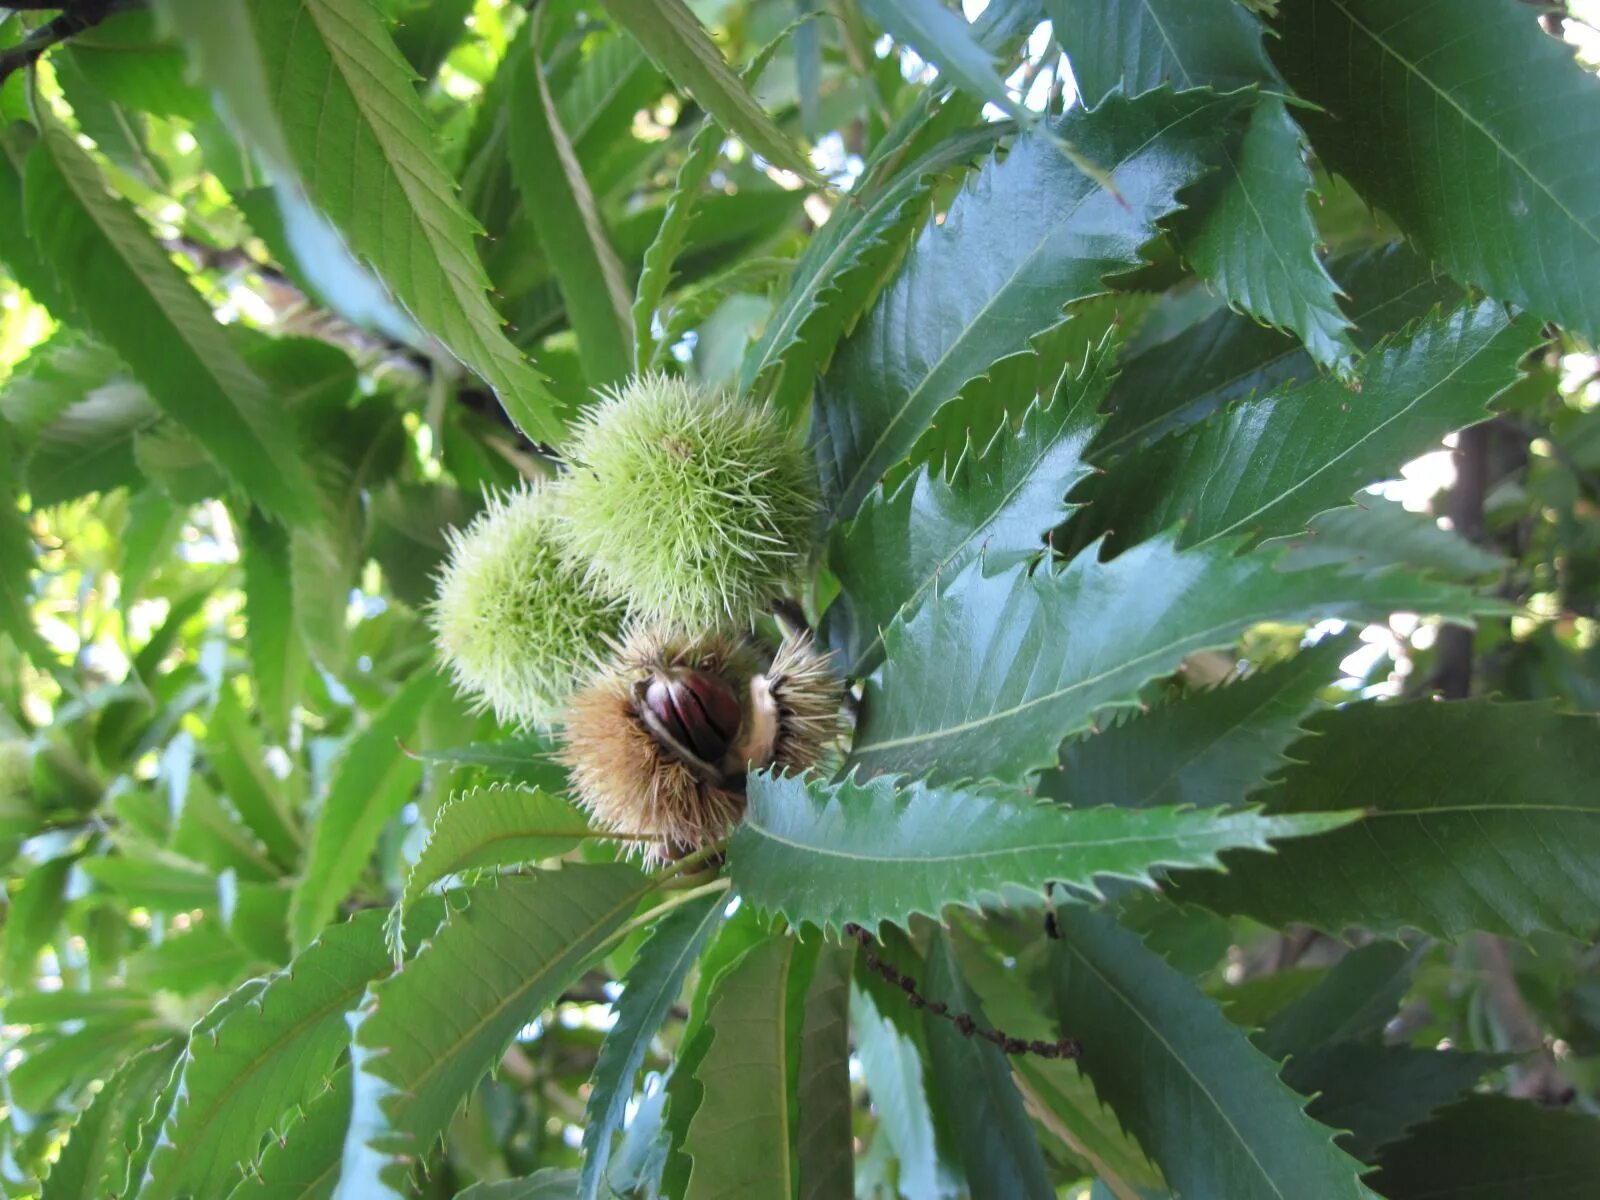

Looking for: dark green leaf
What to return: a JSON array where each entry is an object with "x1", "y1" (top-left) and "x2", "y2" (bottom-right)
[
  {"x1": 25, "y1": 118, "x2": 317, "y2": 523},
  {"x1": 581, "y1": 893, "x2": 724, "y2": 1200},
  {"x1": 40, "y1": 1041, "x2": 180, "y2": 1200},
  {"x1": 1049, "y1": 0, "x2": 1277, "y2": 104},
  {"x1": 827, "y1": 335, "x2": 1111, "y2": 676},
  {"x1": 1042, "y1": 631, "x2": 1356, "y2": 809},
  {"x1": 796, "y1": 946, "x2": 854, "y2": 1200},
  {"x1": 1284, "y1": 1043, "x2": 1504, "y2": 1163},
  {"x1": 456, "y1": 1171, "x2": 581, "y2": 1200},
  {"x1": 731, "y1": 771, "x2": 1354, "y2": 935},
  {"x1": 1091, "y1": 242, "x2": 1463, "y2": 461},
  {"x1": 1255, "y1": 941, "x2": 1419, "y2": 1060},
  {"x1": 339, "y1": 865, "x2": 649, "y2": 1198},
  {"x1": 813, "y1": 89, "x2": 1242, "y2": 521},
  {"x1": 223, "y1": 1067, "x2": 351, "y2": 1200},
  {"x1": 1170, "y1": 700, "x2": 1600, "y2": 939},
  {"x1": 1275, "y1": 0, "x2": 1600, "y2": 345},
  {"x1": 1073, "y1": 301, "x2": 1541, "y2": 555},
  {"x1": 1265, "y1": 496, "x2": 1510, "y2": 580},
  {"x1": 1367, "y1": 1096, "x2": 1600, "y2": 1200},
  {"x1": 849, "y1": 535, "x2": 1497, "y2": 785},
  {"x1": 0, "y1": 421, "x2": 54, "y2": 672},
  {"x1": 1050, "y1": 905, "x2": 1374, "y2": 1200},
  {"x1": 922, "y1": 930, "x2": 1053, "y2": 1199},
  {"x1": 241, "y1": 512, "x2": 305, "y2": 745}
]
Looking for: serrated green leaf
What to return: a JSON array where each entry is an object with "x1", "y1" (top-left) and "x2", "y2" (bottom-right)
[
  {"x1": 389, "y1": 0, "x2": 474, "y2": 81},
  {"x1": 9, "y1": 1019, "x2": 169, "y2": 1114},
  {"x1": 859, "y1": 0, "x2": 1022, "y2": 120},
  {"x1": 201, "y1": 0, "x2": 565, "y2": 443},
  {"x1": 508, "y1": 17, "x2": 632, "y2": 390},
  {"x1": 796, "y1": 945, "x2": 853, "y2": 1200},
  {"x1": 1092, "y1": 242, "x2": 1462, "y2": 461},
  {"x1": 922, "y1": 930, "x2": 1053, "y2": 1199},
  {"x1": 827, "y1": 334, "x2": 1111, "y2": 676},
  {"x1": 1042, "y1": 631, "x2": 1357, "y2": 810},
  {"x1": 338, "y1": 864, "x2": 649, "y2": 1198},
  {"x1": 1072, "y1": 300, "x2": 1541, "y2": 555},
  {"x1": 40, "y1": 1040, "x2": 181, "y2": 1200},
  {"x1": 580, "y1": 892, "x2": 724, "y2": 1200},
  {"x1": 81, "y1": 851, "x2": 218, "y2": 914},
  {"x1": 1265, "y1": 496, "x2": 1510, "y2": 580},
  {"x1": 814, "y1": 88, "x2": 1241, "y2": 521},
  {"x1": 849, "y1": 535, "x2": 1497, "y2": 785},
  {"x1": 1047, "y1": 3, "x2": 1352, "y2": 367},
  {"x1": 683, "y1": 932, "x2": 816, "y2": 1200},
  {"x1": 19, "y1": 374, "x2": 156, "y2": 509},
  {"x1": 1049, "y1": 0, "x2": 1278, "y2": 104},
  {"x1": 206, "y1": 686, "x2": 303, "y2": 871},
  {"x1": 0, "y1": 333, "x2": 122, "y2": 443},
  {"x1": 730, "y1": 771, "x2": 1355, "y2": 934},
  {"x1": 1275, "y1": 0, "x2": 1600, "y2": 345},
  {"x1": 399, "y1": 785, "x2": 594, "y2": 938},
  {"x1": 136, "y1": 909, "x2": 393, "y2": 1200},
  {"x1": 410, "y1": 735, "x2": 570, "y2": 792},
  {"x1": 289, "y1": 668, "x2": 444, "y2": 951},
  {"x1": 737, "y1": 117, "x2": 1003, "y2": 413},
  {"x1": 1050, "y1": 905, "x2": 1376, "y2": 1200},
  {"x1": 594, "y1": 0, "x2": 824, "y2": 187},
  {"x1": 1367, "y1": 1096, "x2": 1600, "y2": 1200},
  {"x1": 222, "y1": 1067, "x2": 350, "y2": 1200},
  {"x1": 1283, "y1": 1044, "x2": 1505, "y2": 1163},
  {"x1": 0, "y1": 423, "x2": 54, "y2": 672},
  {"x1": 24, "y1": 117, "x2": 317, "y2": 523},
  {"x1": 125, "y1": 923, "x2": 265, "y2": 995},
  {"x1": 1170, "y1": 700, "x2": 1600, "y2": 939},
  {"x1": 1185, "y1": 97, "x2": 1356, "y2": 370}
]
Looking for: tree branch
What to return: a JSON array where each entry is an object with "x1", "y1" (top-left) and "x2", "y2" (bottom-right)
[{"x1": 0, "y1": 0, "x2": 144, "y2": 86}]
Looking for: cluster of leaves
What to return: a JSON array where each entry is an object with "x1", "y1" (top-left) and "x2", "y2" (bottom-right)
[{"x1": 2, "y1": 0, "x2": 1600, "y2": 1198}]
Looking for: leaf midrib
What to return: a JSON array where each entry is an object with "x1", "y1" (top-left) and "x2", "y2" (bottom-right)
[{"x1": 1329, "y1": 0, "x2": 1600, "y2": 254}]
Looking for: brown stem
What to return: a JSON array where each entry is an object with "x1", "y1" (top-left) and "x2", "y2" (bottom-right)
[{"x1": 844, "y1": 923, "x2": 1081, "y2": 1060}]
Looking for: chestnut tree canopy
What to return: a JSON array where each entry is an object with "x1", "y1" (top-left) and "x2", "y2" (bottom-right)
[{"x1": 4, "y1": 1, "x2": 1600, "y2": 1197}]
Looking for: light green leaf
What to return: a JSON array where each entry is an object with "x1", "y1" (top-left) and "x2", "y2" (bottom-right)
[
  {"x1": 241, "y1": 512, "x2": 305, "y2": 745},
  {"x1": 922, "y1": 930, "x2": 1053, "y2": 1199},
  {"x1": 289, "y1": 668, "x2": 444, "y2": 951},
  {"x1": 0, "y1": 422, "x2": 53, "y2": 672},
  {"x1": 581, "y1": 893, "x2": 724, "y2": 1200},
  {"x1": 508, "y1": 17, "x2": 632, "y2": 390},
  {"x1": 1042, "y1": 631, "x2": 1357, "y2": 810},
  {"x1": 859, "y1": 0, "x2": 1023, "y2": 119},
  {"x1": 399, "y1": 785, "x2": 594, "y2": 935},
  {"x1": 136, "y1": 909, "x2": 393, "y2": 1200},
  {"x1": 40, "y1": 1041, "x2": 181, "y2": 1200},
  {"x1": 1366, "y1": 1096, "x2": 1600, "y2": 1200},
  {"x1": 206, "y1": 685, "x2": 303, "y2": 871},
  {"x1": 457, "y1": 1171, "x2": 582, "y2": 1200},
  {"x1": 1072, "y1": 300, "x2": 1541, "y2": 555},
  {"x1": 730, "y1": 771, "x2": 1356, "y2": 935},
  {"x1": 683, "y1": 932, "x2": 816, "y2": 1200},
  {"x1": 222, "y1": 1067, "x2": 350, "y2": 1200},
  {"x1": 1049, "y1": 905, "x2": 1376, "y2": 1200},
  {"x1": 202, "y1": 0, "x2": 565, "y2": 443},
  {"x1": 24, "y1": 117, "x2": 317, "y2": 523},
  {"x1": 849, "y1": 535, "x2": 1498, "y2": 785},
  {"x1": 1276, "y1": 0, "x2": 1600, "y2": 345},
  {"x1": 338, "y1": 864, "x2": 648, "y2": 1198},
  {"x1": 850, "y1": 976, "x2": 954, "y2": 1199},
  {"x1": 827, "y1": 334, "x2": 1111, "y2": 676},
  {"x1": 813, "y1": 89, "x2": 1241, "y2": 520},
  {"x1": 594, "y1": 0, "x2": 824, "y2": 187},
  {"x1": 1170, "y1": 700, "x2": 1600, "y2": 939}
]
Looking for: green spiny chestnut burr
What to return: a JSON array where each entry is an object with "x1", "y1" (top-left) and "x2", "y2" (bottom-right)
[
  {"x1": 429, "y1": 484, "x2": 624, "y2": 729},
  {"x1": 555, "y1": 374, "x2": 817, "y2": 631}
]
